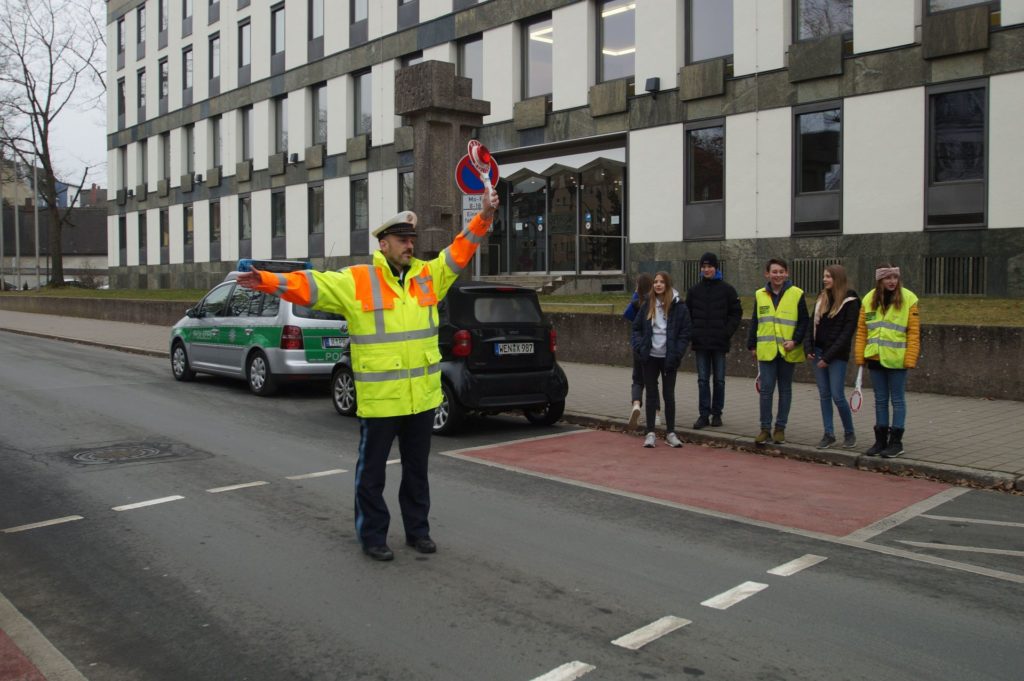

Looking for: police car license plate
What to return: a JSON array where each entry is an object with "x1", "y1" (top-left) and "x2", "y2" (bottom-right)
[
  {"x1": 496, "y1": 342, "x2": 533, "y2": 356},
  {"x1": 322, "y1": 337, "x2": 347, "y2": 349}
]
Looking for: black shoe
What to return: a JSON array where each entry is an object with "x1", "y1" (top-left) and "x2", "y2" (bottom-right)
[
  {"x1": 692, "y1": 416, "x2": 710, "y2": 430},
  {"x1": 710, "y1": 415, "x2": 723, "y2": 427},
  {"x1": 880, "y1": 427, "x2": 905, "y2": 458},
  {"x1": 405, "y1": 536, "x2": 437, "y2": 554},
  {"x1": 363, "y1": 544, "x2": 394, "y2": 561},
  {"x1": 865, "y1": 426, "x2": 889, "y2": 457}
]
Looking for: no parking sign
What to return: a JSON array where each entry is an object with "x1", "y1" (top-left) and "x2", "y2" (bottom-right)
[{"x1": 455, "y1": 140, "x2": 500, "y2": 195}]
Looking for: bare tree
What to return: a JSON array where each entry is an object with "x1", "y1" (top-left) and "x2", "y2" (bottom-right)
[{"x1": 0, "y1": 0, "x2": 105, "y2": 286}]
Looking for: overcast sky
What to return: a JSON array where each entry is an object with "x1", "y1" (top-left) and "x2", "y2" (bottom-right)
[{"x1": 52, "y1": 104, "x2": 108, "y2": 189}]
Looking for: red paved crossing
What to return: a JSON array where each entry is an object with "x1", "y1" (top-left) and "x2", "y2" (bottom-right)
[
  {"x1": 454, "y1": 430, "x2": 950, "y2": 537},
  {"x1": 0, "y1": 629, "x2": 46, "y2": 681}
]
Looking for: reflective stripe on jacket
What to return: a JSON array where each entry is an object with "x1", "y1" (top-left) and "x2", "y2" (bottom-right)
[
  {"x1": 252, "y1": 212, "x2": 492, "y2": 417},
  {"x1": 754, "y1": 286, "x2": 807, "y2": 363},
  {"x1": 857, "y1": 288, "x2": 920, "y2": 369}
]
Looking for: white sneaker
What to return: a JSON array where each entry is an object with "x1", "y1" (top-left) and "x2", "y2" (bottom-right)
[
  {"x1": 643, "y1": 432, "x2": 656, "y2": 448},
  {"x1": 628, "y1": 404, "x2": 641, "y2": 429},
  {"x1": 666, "y1": 432, "x2": 683, "y2": 448}
]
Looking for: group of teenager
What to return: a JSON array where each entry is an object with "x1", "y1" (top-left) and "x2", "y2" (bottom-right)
[{"x1": 625, "y1": 253, "x2": 920, "y2": 459}]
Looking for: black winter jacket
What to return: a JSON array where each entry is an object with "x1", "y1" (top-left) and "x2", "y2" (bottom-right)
[
  {"x1": 804, "y1": 288, "x2": 861, "y2": 363},
  {"x1": 685, "y1": 277, "x2": 742, "y2": 352},
  {"x1": 631, "y1": 296, "x2": 692, "y2": 371}
]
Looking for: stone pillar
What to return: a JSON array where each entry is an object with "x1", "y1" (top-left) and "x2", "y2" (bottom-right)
[{"x1": 395, "y1": 61, "x2": 490, "y2": 259}]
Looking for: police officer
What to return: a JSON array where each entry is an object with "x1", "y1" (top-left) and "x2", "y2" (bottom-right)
[{"x1": 237, "y1": 187, "x2": 499, "y2": 561}]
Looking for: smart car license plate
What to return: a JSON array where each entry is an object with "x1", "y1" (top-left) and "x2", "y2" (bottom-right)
[
  {"x1": 495, "y1": 342, "x2": 533, "y2": 356},
  {"x1": 322, "y1": 337, "x2": 347, "y2": 348}
]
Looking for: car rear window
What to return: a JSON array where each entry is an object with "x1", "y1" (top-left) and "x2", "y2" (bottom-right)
[
  {"x1": 472, "y1": 296, "x2": 542, "y2": 324},
  {"x1": 293, "y1": 305, "x2": 345, "y2": 321}
]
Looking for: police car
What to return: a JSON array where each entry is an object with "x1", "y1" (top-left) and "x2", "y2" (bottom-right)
[{"x1": 170, "y1": 260, "x2": 348, "y2": 396}]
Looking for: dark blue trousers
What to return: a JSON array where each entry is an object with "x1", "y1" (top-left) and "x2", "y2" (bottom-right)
[{"x1": 354, "y1": 409, "x2": 434, "y2": 548}]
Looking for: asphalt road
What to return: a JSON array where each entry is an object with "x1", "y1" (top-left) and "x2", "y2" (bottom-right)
[{"x1": 1, "y1": 332, "x2": 1023, "y2": 681}]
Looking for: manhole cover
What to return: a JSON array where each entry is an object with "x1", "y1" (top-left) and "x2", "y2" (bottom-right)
[{"x1": 72, "y1": 444, "x2": 172, "y2": 465}]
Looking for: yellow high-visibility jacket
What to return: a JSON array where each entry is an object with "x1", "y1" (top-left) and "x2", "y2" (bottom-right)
[
  {"x1": 855, "y1": 288, "x2": 921, "y2": 369},
  {"x1": 754, "y1": 286, "x2": 807, "y2": 363},
  {"x1": 250, "y1": 213, "x2": 492, "y2": 417}
]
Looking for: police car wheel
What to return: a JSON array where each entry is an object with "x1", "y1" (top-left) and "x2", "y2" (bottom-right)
[
  {"x1": 432, "y1": 382, "x2": 464, "y2": 436},
  {"x1": 332, "y1": 366, "x2": 357, "y2": 416},
  {"x1": 524, "y1": 400, "x2": 565, "y2": 426},
  {"x1": 247, "y1": 350, "x2": 278, "y2": 396},
  {"x1": 171, "y1": 341, "x2": 196, "y2": 381}
]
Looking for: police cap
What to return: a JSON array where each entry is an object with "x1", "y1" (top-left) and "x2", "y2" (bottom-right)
[{"x1": 372, "y1": 211, "x2": 418, "y2": 239}]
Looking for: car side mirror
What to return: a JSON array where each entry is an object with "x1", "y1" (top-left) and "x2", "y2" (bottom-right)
[{"x1": 186, "y1": 306, "x2": 201, "y2": 318}]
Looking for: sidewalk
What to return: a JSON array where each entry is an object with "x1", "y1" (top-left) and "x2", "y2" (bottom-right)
[{"x1": 1, "y1": 309, "x2": 1022, "y2": 491}]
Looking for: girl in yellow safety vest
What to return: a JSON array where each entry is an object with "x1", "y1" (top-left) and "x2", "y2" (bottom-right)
[{"x1": 854, "y1": 264, "x2": 921, "y2": 459}]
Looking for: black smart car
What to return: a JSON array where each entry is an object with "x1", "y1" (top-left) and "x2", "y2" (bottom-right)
[{"x1": 331, "y1": 282, "x2": 569, "y2": 434}]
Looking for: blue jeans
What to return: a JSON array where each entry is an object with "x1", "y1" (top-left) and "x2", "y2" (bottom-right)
[
  {"x1": 813, "y1": 354, "x2": 855, "y2": 436},
  {"x1": 695, "y1": 350, "x2": 726, "y2": 418},
  {"x1": 759, "y1": 357, "x2": 796, "y2": 430},
  {"x1": 869, "y1": 366, "x2": 908, "y2": 429}
]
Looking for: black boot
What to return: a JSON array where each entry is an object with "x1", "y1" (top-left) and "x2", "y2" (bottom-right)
[
  {"x1": 881, "y1": 427, "x2": 904, "y2": 458},
  {"x1": 865, "y1": 426, "x2": 889, "y2": 457}
]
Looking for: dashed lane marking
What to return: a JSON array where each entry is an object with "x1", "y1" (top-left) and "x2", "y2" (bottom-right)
[
  {"x1": 767, "y1": 554, "x2": 828, "y2": 576},
  {"x1": 285, "y1": 469, "x2": 348, "y2": 480},
  {"x1": 920, "y1": 514, "x2": 1024, "y2": 529},
  {"x1": 2, "y1": 516, "x2": 84, "y2": 534},
  {"x1": 896, "y1": 541, "x2": 1024, "y2": 557},
  {"x1": 701, "y1": 581, "x2": 769, "y2": 610},
  {"x1": 611, "y1": 615, "x2": 691, "y2": 651},
  {"x1": 206, "y1": 481, "x2": 269, "y2": 494},
  {"x1": 112, "y1": 496, "x2": 185, "y2": 511},
  {"x1": 843, "y1": 488, "x2": 969, "y2": 542},
  {"x1": 529, "y1": 661, "x2": 596, "y2": 681}
]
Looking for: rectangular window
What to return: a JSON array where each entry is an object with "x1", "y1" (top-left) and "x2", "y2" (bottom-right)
[
  {"x1": 353, "y1": 71, "x2": 371, "y2": 137},
  {"x1": 271, "y1": 191, "x2": 286, "y2": 238},
  {"x1": 598, "y1": 0, "x2": 635, "y2": 84},
  {"x1": 118, "y1": 216, "x2": 127, "y2": 263},
  {"x1": 139, "y1": 139, "x2": 148, "y2": 185},
  {"x1": 137, "y1": 6, "x2": 146, "y2": 43},
  {"x1": 351, "y1": 0, "x2": 368, "y2": 22},
  {"x1": 182, "y1": 47, "x2": 193, "y2": 89},
  {"x1": 209, "y1": 34, "x2": 220, "y2": 79},
  {"x1": 160, "y1": 132, "x2": 170, "y2": 180},
  {"x1": 309, "y1": 0, "x2": 324, "y2": 39},
  {"x1": 239, "y1": 195, "x2": 252, "y2": 240},
  {"x1": 688, "y1": 0, "x2": 733, "y2": 63},
  {"x1": 399, "y1": 171, "x2": 414, "y2": 212},
  {"x1": 793, "y1": 103, "x2": 842, "y2": 233},
  {"x1": 184, "y1": 0, "x2": 193, "y2": 19},
  {"x1": 117, "y1": 17, "x2": 125, "y2": 54},
  {"x1": 311, "y1": 83, "x2": 328, "y2": 146},
  {"x1": 211, "y1": 115, "x2": 222, "y2": 167},
  {"x1": 274, "y1": 96, "x2": 288, "y2": 153},
  {"x1": 351, "y1": 177, "x2": 369, "y2": 255},
  {"x1": 184, "y1": 124, "x2": 196, "y2": 173},
  {"x1": 271, "y1": 4, "x2": 285, "y2": 55},
  {"x1": 241, "y1": 105, "x2": 253, "y2": 160},
  {"x1": 119, "y1": 146, "x2": 128, "y2": 188},
  {"x1": 400, "y1": 51, "x2": 423, "y2": 68},
  {"x1": 458, "y1": 36, "x2": 483, "y2": 100},
  {"x1": 523, "y1": 16, "x2": 553, "y2": 99},
  {"x1": 210, "y1": 202, "x2": 221, "y2": 243},
  {"x1": 308, "y1": 185, "x2": 324, "y2": 234},
  {"x1": 160, "y1": 208, "x2": 170, "y2": 247},
  {"x1": 795, "y1": 0, "x2": 853, "y2": 41},
  {"x1": 159, "y1": 0, "x2": 168, "y2": 31},
  {"x1": 117, "y1": 78, "x2": 126, "y2": 118},
  {"x1": 159, "y1": 58, "x2": 169, "y2": 98},
  {"x1": 688, "y1": 126, "x2": 724, "y2": 203},
  {"x1": 928, "y1": 0, "x2": 998, "y2": 11},
  {"x1": 927, "y1": 83, "x2": 987, "y2": 227},
  {"x1": 139, "y1": 212, "x2": 147, "y2": 250},
  {"x1": 239, "y1": 20, "x2": 251, "y2": 67},
  {"x1": 184, "y1": 204, "x2": 194, "y2": 245},
  {"x1": 137, "y1": 69, "x2": 146, "y2": 109}
]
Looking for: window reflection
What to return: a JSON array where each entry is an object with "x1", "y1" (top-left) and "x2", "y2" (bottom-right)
[
  {"x1": 523, "y1": 16, "x2": 552, "y2": 98},
  {"x1": 689, "y1": 0, "x2": 733, "y2": 62},
  {"x1": 932, "y1": 89, "x2": 985, "y2": 183},
  {"x1": 797, "y1": 109, "x2": 841, "y2": 193},
  {"x1": 271, "y1": 192, "x2": 286, "y2": 238},
  {"x1": 796, "y1": 0, "x2": 852, "y2": 40},
  {"x1": 600, "y1": 1, "x2": 635, "y2": 82},
  {"x1": 688, "y1": 126, "x2": 724, "y2": 202}
]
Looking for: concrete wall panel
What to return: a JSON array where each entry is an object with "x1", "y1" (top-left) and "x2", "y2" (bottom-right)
[
  {"x1": 990, "y1": 71, "x2": 1024, "y2": 229},
  {"x1": 628, "y1": 126, "x2": 683, "y2": 243}
]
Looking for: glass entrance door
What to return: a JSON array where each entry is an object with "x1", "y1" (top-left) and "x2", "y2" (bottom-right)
[
  {"x1": 510, "y1": 175, "x2": 547, "y2": 273},
  {"x1": 547, "y1": 169, "x2": 578, "y2": 272}
]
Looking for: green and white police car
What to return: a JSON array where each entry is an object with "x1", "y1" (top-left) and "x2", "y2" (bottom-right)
[{"x1": 170, "y1": 260, "x2": 348, "y2": 396}]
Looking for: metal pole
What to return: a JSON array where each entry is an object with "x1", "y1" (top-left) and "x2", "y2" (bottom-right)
[
  {"x1": 33, "y1": 126, "x2": 40, "y2": 288},
  {"x1": 0, "y1": 152, "x2": 5, "y2": 289},
  {"x1": 14, "y1": 159, "x2": 21, "y2": 290}
]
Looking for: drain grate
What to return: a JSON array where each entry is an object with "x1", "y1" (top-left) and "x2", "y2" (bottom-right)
[{"x1": 72, "y1": 443, "x2": 177, "y2": 465}]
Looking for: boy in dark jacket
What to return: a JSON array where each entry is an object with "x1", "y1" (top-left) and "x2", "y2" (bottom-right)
[{"x1": 685, "y1": 253, "x2": 742, "y2": 429}]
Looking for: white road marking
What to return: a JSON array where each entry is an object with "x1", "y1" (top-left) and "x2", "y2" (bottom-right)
[
  {"x1": 843, "y1": 488, "x2": 969, "y2": 542},
  {"x1": 529, "y1": 661, "x2": 596, "y2": 681},
  {"x1": 611, "y1": 615, "x2": 691, "y2": 650},
  {"x1": 2, "y1": 515, "x2": 84, "y2": 534},
  {"x1": 767, "y1": 554, "x2": 828, "y2": 576},
  {"x1": 920, "y1": 514, "x2": 1024, "y2": 529},
  {"x1": 112, "y1": 495, "x2": 185, "y2": 511},
  {"x1": 701, "y1": 581, "x2": 769, "y2": 610},
  {"x1": 897, "y1": 541, "x2": 1024, "y2": 557},
  {"x1": 286, "y1": 469, "x2": 348, "y2": 480},
  {"x1": 443, "y1": 450, "x2": 1024, "y2": 585},
  {"x1": 206, "y1": 481, "x2": 269, "y2": 494},
  {"x1": 386, "y1": 459, "x2": 401, "y2": 465}
]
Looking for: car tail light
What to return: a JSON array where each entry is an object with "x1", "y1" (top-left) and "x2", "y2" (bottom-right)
[
  {"x1": 452, "y1": 329, "x2": 472, "y2": 357},
  {"x1": 549, "y1": 329, "x2": 557, "y2": 354},
  {"x1": 281, "y1": 325, "x2": 304, "y2": 350}
]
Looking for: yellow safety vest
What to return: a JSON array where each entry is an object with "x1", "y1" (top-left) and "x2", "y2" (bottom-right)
[
  {"x1": 862, "y1": 288, "x2": 919, "y2": 369},
  {"x1": 755, "y1": 286, "x2": 806, "y2": 363},
  {"x1": 256, "y1": 213, "x2": 491, "y2": 417}
]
